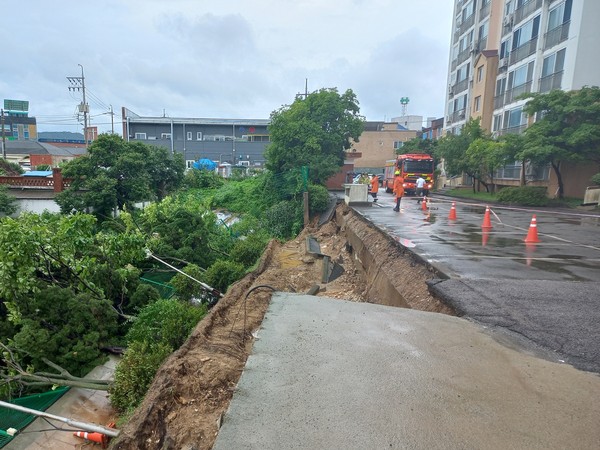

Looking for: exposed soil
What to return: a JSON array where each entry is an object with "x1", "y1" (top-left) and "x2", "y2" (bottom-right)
[{"x1": 110, "y1": 203, "x2": 453, "y2": 450}]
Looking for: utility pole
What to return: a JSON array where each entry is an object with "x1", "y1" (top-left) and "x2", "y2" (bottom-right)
[
  {"x1": 296, "y1": 78, "x2": 309, "y2": 100},
  {"x1": 109, "y1": 104, "x2": 114, "y2": 134},
  {"x1": 1, "y1": 109, "x2": 5, "y2": 159},
  {"x1": 67, "y1": 64, "x2": 89, "y2": 147}
]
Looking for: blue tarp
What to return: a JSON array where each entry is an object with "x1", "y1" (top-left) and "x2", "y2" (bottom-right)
[
  {"x1": 23, "y1": 171, "x2": 53, "y2": 177},
  {"x1": 192, "y1": 159, "x2": 217, "y2": 171}
]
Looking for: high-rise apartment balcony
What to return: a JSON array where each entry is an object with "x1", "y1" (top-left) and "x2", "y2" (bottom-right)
[
  {"x1": 458, "y1": 14, "x2": 475, "y2": 36},
  {"x1": 509, "y1": 37, "x2": 538, "y2": 65},
  {"x1": 504, "y1": 81, "x2": 533, "y2": 104},
  {"x1": 514, "y1": 0, "x2": 542, "y2": 25},
  {"x1": 480, "y1": 1, "x2": 491, "y2": 19},
  {"x1": 544, "y1": 21, "x2": 570, "y2": 50},
  {"x1": 494, "y1": 94, "x2": 505, "y2": 110},
  {"x1": 453, "y1": 78, "x2": 470, "y2": 95},
  {"x1": 449, "y1": 109, "x2": 466, "y2": 124},
  {"x1": 539, "y1": 71, "x2": 563, "y2": 93},
  {"x1": 451, "y1": 58, "x2": 458, "y2": 71},
  {"x1": 497, "y1": 124, "x2": 527, "y2": 136},
  {"x1": 457, "y1": 47, "x2": 471, "y2": 65}
]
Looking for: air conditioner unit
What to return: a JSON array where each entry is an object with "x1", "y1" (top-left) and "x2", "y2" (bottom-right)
[
  {"x1": 503, "y1": 14, "x2": 514, "y2": 27},
  {"x1": 499, "y1": 58, "x2": 509, "y2": 69},
  {"x1": 449, "y1": 87, "x2": 455, "y2": 95},
  {"x1": 459, "y1": 111, "x2": 466, "y2": 119}
]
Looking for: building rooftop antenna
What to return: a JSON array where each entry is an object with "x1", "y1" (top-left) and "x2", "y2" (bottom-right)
[{"x1": 400, "y1": 97, "x2": 410, "y2": 117}]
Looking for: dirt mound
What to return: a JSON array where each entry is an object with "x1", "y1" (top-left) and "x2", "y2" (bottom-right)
[{"x1": 110, "y1": 204, "x2": 452, "y2": 450}]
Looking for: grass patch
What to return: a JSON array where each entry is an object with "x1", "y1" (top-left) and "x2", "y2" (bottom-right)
[{"x1": 442, "y1": 188, "x2": 497, "y2": 203}]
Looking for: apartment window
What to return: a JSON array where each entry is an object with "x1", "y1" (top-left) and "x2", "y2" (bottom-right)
[
  {"x1": 500, "y1": 40, "x2": 509, "y2": 59},
  {"x1": 508, "y1": 61, "x2": 534, "y2": 88},
  {"x1": 493, "y1": 114, "x2": 502, "y2": 132},
  {"x1": 161, "y1": 133, "x2": 171, "y2": 140},
  {"x1": 505, "y1": 107, "x2": 526, "y2": 129},
  {"x1": 462, "y1": 1, "x2": 475, "y2": 22},
  {"x1": 393, "y1": 141, "x2": 404, "y2": 150},
  {"x1": 542, "y1": 49, "x2": 565, "y2": 77},
  {"x1": 134, "y1": 132, "x2": 146, "y2": 139},
  {"x1": 187, "y1": 131, "x2": 192, "y2": 141},
  {"x1": 477, "y1": 66, "x2": 484, "y2": 82},
  {"x1": 512, "y1": 15, "x2": 540, "y2": 50},
  {"x1": 478, "y1": 21, "x2": 489, "y2": 41},
  {"x1": 474, "y1": 96, "x2": 481, "y2": 112},
  {"x1": 197, "y1": 132, "x2": 203, "y2": 141},
  {"x1": 547, "y1": 0, "x2": 572, "y2": 32},
  {"x1": 186, "y1": 160, "x2": 195, "y2": 169}
]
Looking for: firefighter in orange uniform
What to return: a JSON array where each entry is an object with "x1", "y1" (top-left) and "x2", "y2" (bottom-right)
[
  {"x1": 370, "y1": 174, "x2": 379, "y2": 202},
  {"x1": 393, "y1": 170, "x2": 404, "y2": 212}
]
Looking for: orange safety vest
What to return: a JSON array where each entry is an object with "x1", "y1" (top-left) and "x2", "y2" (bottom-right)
[
  {"x1": 393, "y1": 176, "x2": 404, "y2": 199},
  {"x1": 370, "y1": 176, "x2": 379, "y2": 194}
]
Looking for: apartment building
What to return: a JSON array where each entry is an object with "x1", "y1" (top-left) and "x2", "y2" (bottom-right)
[{"x1": 444, "y1": 0, "x2": 600, "y2": 195}]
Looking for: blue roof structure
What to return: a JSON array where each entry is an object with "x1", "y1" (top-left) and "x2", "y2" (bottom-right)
[{"x1": 23, "y1": 171, "x2": 53, "y2": 177}]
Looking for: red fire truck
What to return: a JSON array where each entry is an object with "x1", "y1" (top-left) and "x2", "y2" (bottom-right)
[{"x1": 383, "y1": 153, "x2": 435, "y2": 194}]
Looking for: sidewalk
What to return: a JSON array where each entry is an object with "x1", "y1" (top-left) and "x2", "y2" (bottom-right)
[
  {"x1": 214, "y1": 293, "x2": 600, "y2": 450},
  {"x1": 4, "y1": 356, "x2": 118, "y2": 450}
]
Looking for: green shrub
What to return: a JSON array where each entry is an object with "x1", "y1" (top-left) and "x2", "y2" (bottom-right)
[
  {"x1": 109, "y1": 340, "x2": 172, "y2": 413},
  {"x1": 497, "y1": 186, "x2": 549, "y2": 206},
  {"x1": 125, "y1": 299, "x2": 207, "y2": 349},
  {"x1": 35, "y1": 164, "x2": 52, "y2": 171},
  {"x1": 230, "y1": 232, "x2": 269, "y2": 268},
  {"x1": 183, "y1": 169, "x2": 224, "y2": 189},
  {"x1": 126, "y1": 283, "x2": 161, "y2": 313},
  {"x1": 204, "y1": 259, "x2": 245, "y2": 293},
  {"x1": 262, "y1": 200, "x2": 301, "y2": 239},
  {"x1": 169, "y1": 264, "x2": 207, "y2": 303},
  {"x1": 590, "y1": 173, "x2": 600, "y2": 186},
  {"x1": 308, "y1": 184, "x2": 330, "y2": 213}
]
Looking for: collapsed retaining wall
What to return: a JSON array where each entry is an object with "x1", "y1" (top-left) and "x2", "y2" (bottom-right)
[{"x1": 334, "y1": 204, "x2": 453, "y2": 314}]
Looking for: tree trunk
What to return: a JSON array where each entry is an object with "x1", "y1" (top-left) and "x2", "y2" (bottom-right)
[{"x1": 551, "y1": 160, "x2": 564, "y2": 199}]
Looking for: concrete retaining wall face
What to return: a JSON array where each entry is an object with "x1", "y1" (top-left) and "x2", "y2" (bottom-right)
[{"x1": 336, "y1": 208, "x2": 409, "y2": 308}]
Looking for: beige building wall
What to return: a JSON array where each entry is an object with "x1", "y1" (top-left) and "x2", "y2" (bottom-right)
[
  {"x1": 470, "y1": 52, "x2": 498, "y2": 132},
  {"x1": 349, "y1": 128, "x2": 417, "y2": 170},
  {"x1": 486, "y1": 0, "x2": 505, "y2": 50}
]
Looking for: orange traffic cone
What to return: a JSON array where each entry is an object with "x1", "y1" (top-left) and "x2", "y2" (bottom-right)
[
  {"x1": 421, "y1": 197, "x2": 428, "y2": 211},
  {"x1": 482, "y1": 205, "x2": 492, "y2": 229},
  {"x1": 74, "y1": 431, "x2": 108, "y2": 447},
  {"x1": 448, "y1": 202, "x2": 457, "y2": 220},
  {"x1": 524, "y1": 214, "x2": 541, "y2": 243}
]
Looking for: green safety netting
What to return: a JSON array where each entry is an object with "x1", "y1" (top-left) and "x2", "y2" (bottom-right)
[
  {"x1": 0, "y1": 386, "x2": 69, "y2": 448},
  {"x1": 140, "y1": 271, "x2": 176, "y2": 299}
]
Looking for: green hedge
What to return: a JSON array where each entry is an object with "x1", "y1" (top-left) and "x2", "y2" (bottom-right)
[{"x1": 497, "y1": 186, "x2": 549, "y2": 206}]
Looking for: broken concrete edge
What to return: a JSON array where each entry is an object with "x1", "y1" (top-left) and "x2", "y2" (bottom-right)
[{"x1": 349, "y1": 208, "x2": 451, "y2": 281}]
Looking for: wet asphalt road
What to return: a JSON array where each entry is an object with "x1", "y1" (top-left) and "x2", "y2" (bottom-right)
[{"x1": 350, "y1": 193, "x2": 600, "y2": 373}]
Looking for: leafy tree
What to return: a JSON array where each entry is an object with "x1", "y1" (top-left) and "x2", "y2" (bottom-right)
[
  {"x1": 204, "y1": 260, "x2": 245, "y2": 293},
  {"x1": 0, "y1": 185, "x2": 17, "y2": 216},
  {"x1": 0, "y1": 212, "x2": 146, "y2": 319},
  {"x1": 56, "y1": 134, "x2": 185, "y2": 218},
  {"x1": 435, "y1": 119, "x2": 485, "y2": 191},
  {"x1": 9, "y1": 287, "x2": 119, "y2": 377},
  {"x1": 465, "y1": 138, "x2": 508, "y2": 193},
  {"x1": 135, "y1": 196, "x2": 224, "y2": 269},
  {"x1": 0, "y1": 159, "x2": 24, "y2": 175},
  {"x1": 522, "y1": 86, "x2": 600, "y2": 198},
  {"x1": 265, "y1": 88, "x2": 364, "y2": 184},
  {"x1": 399, "y1": 137, "x2": 437, "y2": 155}
]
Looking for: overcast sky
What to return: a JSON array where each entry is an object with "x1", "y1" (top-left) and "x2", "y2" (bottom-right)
[{"x1": 2, "y1": 0, "x2": 453, "y2": 135}]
